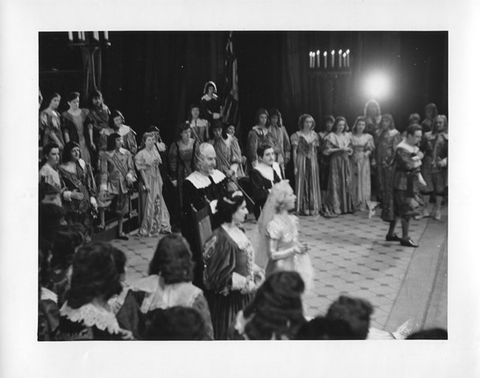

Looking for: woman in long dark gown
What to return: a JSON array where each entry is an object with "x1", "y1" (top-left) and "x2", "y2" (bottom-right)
[
  {"x1": 62, "y1": 92, "x2": 94, "y2": 164},
  {"x1": 324, "y1": 116, "x2": 354, "y2": 215},
  {"x1": 203, "y1": 192, "x2": 265, "y2": 339}
]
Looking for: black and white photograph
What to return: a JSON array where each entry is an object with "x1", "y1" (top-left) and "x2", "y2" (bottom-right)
[{"x1": 1, "y1": 1, "x2": 479, "y2": 377}]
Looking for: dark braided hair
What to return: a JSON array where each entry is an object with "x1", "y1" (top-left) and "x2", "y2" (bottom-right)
[{"x1": 243, "y1": 271, "x2": 306, "y2": 340}]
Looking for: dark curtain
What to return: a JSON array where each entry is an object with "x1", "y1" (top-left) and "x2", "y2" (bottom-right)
[{"x1": 39, "y1": 31, "x2": 447, "y2": 145}]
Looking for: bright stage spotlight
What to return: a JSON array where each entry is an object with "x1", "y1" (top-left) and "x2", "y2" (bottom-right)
[{"x1": 365, "y1": 72, "x2": 390, "y2": 100}]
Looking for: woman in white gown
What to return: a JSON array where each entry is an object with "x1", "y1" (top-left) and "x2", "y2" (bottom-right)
[{"x1": 254, "y1": 180, "x2": 313, "y2": 291}]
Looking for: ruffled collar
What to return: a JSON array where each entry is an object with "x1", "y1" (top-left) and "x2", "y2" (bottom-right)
[
  {"x1": 117, "y1": 124, "x2": 135, "y2": 136},
  {"x1": 130, "y1": 275, "x2": 202, "y2": 313},
  {"x1": 254, "y1": 162, "x2": 282, "y2": 181},
  {"x1": 60, "y1": 302, "x2": 120, "y2": 334},
  {"x1": 201, "y1": 93, "x2": 218, "y2": 101},
  {"x1": 186, "y1": 169, "x2": 226, "y2": 189}
]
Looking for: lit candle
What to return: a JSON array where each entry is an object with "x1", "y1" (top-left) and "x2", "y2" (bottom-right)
[
  {"x1": 338, "y1": 50, "x2": 343, "y2": 68},
  {"x1": 316, "y1": 50, "x2": 320, "y2": 68},
  {"x1": 68, "y1": 32, "x2": 73, "y2": 41},
  {"x1": 81, "y1": 32, "x2": 86, "y2": 41},
  {"x1": 331, "y1": 50, "x2": 335, "y2": 68},
  {"x1": 346, "y1": 49, "x2": 350, "y2": 67},
  {"x1": 93, "y1": 31, "x2": 99, "y2": 41},
  {"x1": 78, "y1": 31, "x2": 82, "y2": 40},
  {"x1": 104, "y1": 31, "x2": 109, "y2": 40},
  {"x1": 311, "y1": 52, "x2": 315, "y2": 68},
  {"x1": 343, "y1": 53, "x2": 346, "y2": 68},
  {"x1": 309, "y1": 52, "x2": 312, "y2": 68},
  {"x1": 323, "y1": 51, "x2": 327, "y2": 69}
]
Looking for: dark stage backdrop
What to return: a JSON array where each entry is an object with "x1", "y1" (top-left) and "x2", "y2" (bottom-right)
[{"x1": 39, "y1": 31, "x2": 447, "y2": 147}]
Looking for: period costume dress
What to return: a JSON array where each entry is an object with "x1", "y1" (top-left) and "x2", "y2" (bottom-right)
[
  {"x1": 182, "y1": 169, "x2": 230, "y2": 288},
  {"x1": 188, "y1": 117, "x2": 210, "y2": 143},
  {"x1": 58, "y1": 158, "x2": 97, "y2": 240},
  {"x1": 38, "y1": 287, "x2": 60, "y2": 341},
  {"x1": 249, "y1": 162, "x2": 282, "y2": 219},
  {"x1": 203, "y1": 225, "x2": 261, "y2": 339},
  {"x1": 392, "y1": 141, "x2": 424, "y2": 219},
  {"x1": 210, "y1": 135, "x2": 244, "y2": 191},
  {"x1": 55, "y1": 301, "x2": 130, "y2": 340},
  {"x1": 39, "y1": 163, "x2": 64, "y2": 207},
  {"x1": 99, "y1": 148, "x2": 136, "y2": 216},
  {"x1": 264, "y1": 214, "x2": 313, "y2": 291},
  {"x1": 291, "y1": 131, "x2": 322, "y2": 215},
  {"x1": 134, "y1": 147, "x2": 171, "y2": 236},
  {"x1": 88, "y1": 104, "x2": 111, "y2": 152},
  {"x1": 129, "y1": 274, "x2": 214, "y2": 340},
  {"x1": 200, "y1": 93, "x2": 222, "y2": 124},
  {"x1": 62, "y1": 109, "x2": 92, "y2": 164},
  {"x1": 350, "y1": 133, "x2": 375, "y2": 211},
  {"x1": 168, "y1": 138, "x2": 196, "y2": 212},
  {"x1": 40, "y1": 108, "x2": 64, "y2": 149},
  {"x1": 324, "y1": 132, "x2": 354, "y2": 215},
  {"x1": 318, "y1": 131, "x2": 331, "y2": 196},
  {"x1": 376, "y1": 129, "x2": 403, "y2": 222},
  {"x1": 420, "y1": 131, "x2": 448, "y2": 196},
  {"x1": 246, "y1": 126, "x2": 275, "y2": 170}
]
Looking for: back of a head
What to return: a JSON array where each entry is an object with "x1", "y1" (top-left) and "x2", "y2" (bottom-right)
[
  {"x1": 326, "y1": 295, "x2": 374, "y2": 340},
  {"x1": 243, "y1": 271, "x2": 305, "y2": 340},
  {"x1": 149, "y1": 234, "x2": 194, "y2": 284},
  {"x1": 66, "y1": 242, "x2": 123, "y2": 309},
  {"x1": 143, "y1": 306, "x2": 206, "y2": 340},
  {"x1": 51, "y1": 224, "x2": 85, "y2": 269}
]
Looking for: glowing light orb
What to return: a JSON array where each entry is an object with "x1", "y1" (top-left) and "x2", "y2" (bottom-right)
[{"x1": 365, "y1": 73, "x2": 390, "y2": 99}]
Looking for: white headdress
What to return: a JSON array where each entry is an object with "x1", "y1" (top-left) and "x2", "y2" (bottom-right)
[{"x1": 252, "y1": 180, "x2": 293, "y2": 269}]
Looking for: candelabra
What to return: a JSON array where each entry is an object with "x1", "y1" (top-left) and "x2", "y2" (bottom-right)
[
  {"x1": 308, "y1": 48, "x2": 351, "y2": 77},
  {"x1": 67, "y1": 31, "x2": 111, "y2": 96}
]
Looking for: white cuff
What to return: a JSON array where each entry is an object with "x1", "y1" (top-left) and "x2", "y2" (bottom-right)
[
  {"x1": 90, "y1": 197, "x2": 97, "y2": 207},
  {"x1": 210, "y1": 199, "x2": 218, "y2": 214},
  {"x1": 63, "y1": 191, "x2": 72, "y2": 201},
  {"x1": 126, "y1": 172, "x2": 136, "y2": 182},
  {"x1": 231, "y1": 272, "x2": 247, "y2": 291}
]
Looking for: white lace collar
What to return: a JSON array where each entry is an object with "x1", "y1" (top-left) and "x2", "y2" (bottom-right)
[
  {"x1": 60, "y1": 302, "x2": 120, "y2": 334},
  {"x1": 254, "y1": 162, "x2": 282, "y2": 181},
  {"x1": 130, "y1": 275, "x2": 202, "y2": 313},
  {"x1": 186, "y1": 169, "x2": 226, "y2": 189},
  {"x1": 252, "y1": 125, "x2": 269, "y2": 135}
]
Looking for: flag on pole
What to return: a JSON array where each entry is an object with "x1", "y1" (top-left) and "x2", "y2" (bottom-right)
[{"x1": 222, "y1": 31, "x2": 241, "y2": 132}]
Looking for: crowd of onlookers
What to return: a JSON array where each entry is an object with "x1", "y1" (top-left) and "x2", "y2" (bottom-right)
[{"x1": 38, "y1": 82, "x2": 447, "y2": 340}]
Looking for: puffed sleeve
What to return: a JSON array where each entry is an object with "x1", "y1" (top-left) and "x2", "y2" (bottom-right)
[
  {"x1": 203, "y1": 233, "x2": 237, "y2": 293},
  {"x1": 191, "y1": 294, "x2": 214, "y2": 340},
  {"x1": 126, "y1": 131, "x2": 138, "y2": 155},
  {"x1": 366, "y1": 134, "x2": 375, "y2": 152},
  {"x1": 312, "y1": 132, "x2": 320, "y2": 148},
  {"x1": 267, "y1": 218, "x2": 283, "y2": 240},
  {"x1": 134, "y1": 150, "x2": 147, "y2": 172}
]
